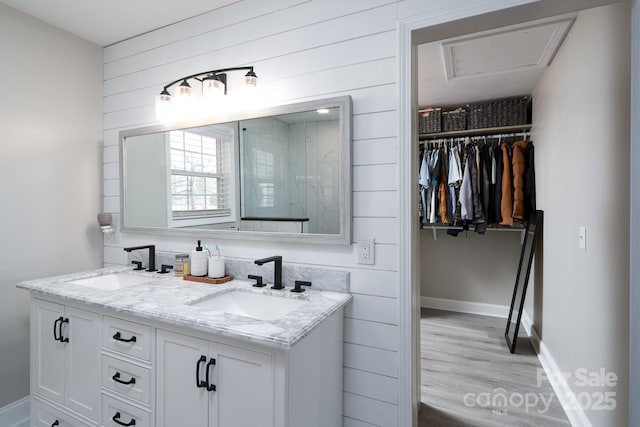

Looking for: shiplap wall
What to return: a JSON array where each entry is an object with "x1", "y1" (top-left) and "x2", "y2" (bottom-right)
[{"x1": 102, "y1": 0, "x2": 537, "y2": 425}]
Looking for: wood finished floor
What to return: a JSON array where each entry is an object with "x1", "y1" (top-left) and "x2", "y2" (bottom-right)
[{"x1": 419, "y1": 308, "x2": 570, "y2": 427}]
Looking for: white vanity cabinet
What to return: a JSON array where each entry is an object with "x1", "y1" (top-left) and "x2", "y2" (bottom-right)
[
  {"x1": 31, "y1": 298, "x2": 101, "y2": 424},
  {"x1": 156, "y1": 329, "x2": 274, "y2": 427},
  {"x1": 155, "y1": 308, "x2": 343, "y2": 427},
  {"x1": 23, "y1": 277, "x2": 347, "y2": 427}
]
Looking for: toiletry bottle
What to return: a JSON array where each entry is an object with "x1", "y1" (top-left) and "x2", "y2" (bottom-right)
[
  {"x1": 190, "y1": 240, "x2": 208, "y2": 277},
  {"x1": 175, "y1": 253, "x2": 189, "y2": 277},
  {"x1": 208, "y1": 244, "x2": 225, "y2": 279}
]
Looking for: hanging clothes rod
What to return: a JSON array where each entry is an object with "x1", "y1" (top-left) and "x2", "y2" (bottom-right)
[{"x1": 419, "y1": 131, "x2": 531, "y2": 146}]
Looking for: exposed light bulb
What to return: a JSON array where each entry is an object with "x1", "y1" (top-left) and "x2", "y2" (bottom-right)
[
  {"x1": 243, "y1": 69, "x2": 259, "y2": 89},
  {"x1": 174, "y1": 80, "x2": 196, "y2": 120},
  {"x1": 175, "y1": 79, "x2": 193, "y2": 97},
  {"x1": 155, "y1": 90, "x2": 173, "y2": 121},
  {"x1": 202, "y1": 75, "x2": 226, "y2": 98}
]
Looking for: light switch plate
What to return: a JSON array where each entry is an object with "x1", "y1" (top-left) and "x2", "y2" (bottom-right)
[
  {"x1": 579, "y1": 226, "x2": 586, "y2": 250},
  {"x1": 357, "y1": 238, "x2": 375, "y2": 265}
]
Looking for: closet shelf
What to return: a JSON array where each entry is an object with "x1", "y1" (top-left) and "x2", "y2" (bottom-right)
[
  {"x1": 419, "y1": 124, "x2": 532, "y2": 140},
  {"x1": 422, "y1": 224, "x2": 527, "y2": 242}
]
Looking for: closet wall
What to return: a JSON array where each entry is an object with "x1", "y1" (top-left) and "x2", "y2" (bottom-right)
[{"x1": 533, "y1": 3, "x2": 630, "y2": 426}]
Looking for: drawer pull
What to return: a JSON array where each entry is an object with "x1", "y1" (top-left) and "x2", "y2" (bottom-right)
[
  {"x1": 51, "y1": 421, "x2": 59, "y2": 427},
  {"x1": 112, "y1": 372, "x2": 136, "y2": 385},
  {"x1": 206, "y1": 357, "x2": 217, "y2": 392},
  {"x1": 196, "y1": 355, "x2": 207, "y2": 388},
  {"x1": 53, "y1": 317, "x2": 62, "y2": 341},
  {"x1": 60, "y1": 318, "x2": 69, "y2": 343},
  {"x1": 113, "y1": 332, "x2": 137, "y2": 343},
  {"x1": 112, "y1": 411, "x2": 136, "y2": 426}
]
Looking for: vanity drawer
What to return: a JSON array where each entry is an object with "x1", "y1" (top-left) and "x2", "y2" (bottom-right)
[
  {"x1": 102, "y1": 316, "x2": 152, "y2": 361},
  {"x1": 102, "y1": 355, "x2": 151, "y2": 405},
  {"x1": 102, "y1": 395, "x2": 150, "y2": 427},
  {"x1": 32, "y1": 396, "x2": 94, "y2": 426}
]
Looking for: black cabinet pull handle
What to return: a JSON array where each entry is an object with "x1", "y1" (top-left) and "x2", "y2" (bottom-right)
[
  {"x1": 206, "y1": 357, "x2": 216, "y2": 392},
  {"x1": 112, "y1": 372, "x2": 136, "y2": 385},
  {"x1": 113, "y1": 332, "x2": 137, "y2": 343},
  {"x1": 112, "y1": 411, "x2": 136, "y2": 426},
  {"x1": 51, "y1": 421, "x2": 59, "y2": 427},
  {"x1": 60, "y1": 318, "x2": 69, "y2": 343},
  {"x1": 196, "y1": 355, "x2": 207, "y2": 388},
  {"x1": 53, "y1": 316, "x2": 63, "y2": 341}
]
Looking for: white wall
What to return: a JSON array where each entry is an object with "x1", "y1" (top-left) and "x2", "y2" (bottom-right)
[
  {"x1": 421, "y1": 230, "x2": 523, "y2": 308},
  {"x1": 101, "y1": 0, "x2": 569, "y2": 425},
  {"x1": 533, "y1": 3, "x2": 630, "y2": 426},
  {"x1": 0, "y1": 4, "x2": 103, "y2": 407}
]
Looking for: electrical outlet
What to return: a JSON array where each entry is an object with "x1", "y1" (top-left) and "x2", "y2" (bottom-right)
[{"x1": 357, "y1": 238, "x2": 375, "y2": 265}]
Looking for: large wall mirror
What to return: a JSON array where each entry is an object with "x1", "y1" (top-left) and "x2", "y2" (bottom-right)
[{"x1": 120, "y1": 96, "x2": 352, "y2": 245}]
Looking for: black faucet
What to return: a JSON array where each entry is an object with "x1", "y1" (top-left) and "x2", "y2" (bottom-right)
[
  {"x1": 123, "y1": 245, "x2": 156, "y2": 272},
  {"x1": 254, "y1": 256, "x2": 283, "y2": 290}
]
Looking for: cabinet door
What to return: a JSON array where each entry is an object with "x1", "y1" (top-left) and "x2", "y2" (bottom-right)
[
  {"x1": 65, "y1": 306, "x2": 101, "y2": 421},
  {"x1": 32, "y1": 299, "x2": 65, "y2": 405},
  {"x1": 156, "y1": 329, "x2": 209, "y2": 427},
  {"x1": 210, "y1": 343, "x2": 274, "y2": 427}
]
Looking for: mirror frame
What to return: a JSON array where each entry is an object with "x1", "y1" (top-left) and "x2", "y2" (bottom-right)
[{"x1": 119, "y1": 95, "x2": 352, "y2": 245}]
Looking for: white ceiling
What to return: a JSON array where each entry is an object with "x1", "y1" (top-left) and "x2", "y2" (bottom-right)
[
  {"x1": 417, "y1": 15, "x2": 575, "y2": 108},
  {"x1": 0, "y1": 0, "x2": 240, "y2": 46}
]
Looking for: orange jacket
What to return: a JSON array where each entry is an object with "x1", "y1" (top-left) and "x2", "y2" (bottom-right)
[{"x1": 512, "y1": 140, "x2": 529, "y2": 220}]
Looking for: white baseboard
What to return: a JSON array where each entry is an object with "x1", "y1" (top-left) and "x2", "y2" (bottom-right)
[
  {"x1": 537, "y1": 341, "x2": 593, "y2": 427},
  {"x1": 421, "y1": 296, "x2": 510, "y2": 318},
  {"x1": 0, "y1": 396, "x2": 29, "y2": 427}
]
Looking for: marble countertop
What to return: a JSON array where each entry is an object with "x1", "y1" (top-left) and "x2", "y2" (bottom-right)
[{"x1": 16, "y1": 266, "x2": 352, "y2": 349}]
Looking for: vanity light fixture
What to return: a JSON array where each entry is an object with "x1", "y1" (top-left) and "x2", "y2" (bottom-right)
[{"x1": 155, "y1": 66, "x2": 260, "y2": 121}]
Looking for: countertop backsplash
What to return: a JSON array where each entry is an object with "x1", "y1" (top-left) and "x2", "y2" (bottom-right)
[{"x1": 127, "y1": 251, "x2": 350, "y2": 293}]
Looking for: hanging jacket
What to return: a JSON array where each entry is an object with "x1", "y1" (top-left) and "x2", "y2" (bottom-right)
[
  {"x1": 480, "y1": 144, "x2": 492, "y2": 225},
  {"x1": 469, "y1": 146, "x2": 485, "y2": 224},
  {"x1": 524, "y1": 143, "x2": 536, "y2": 220},
  {"x1": 494, "y1": 144, "x2": 503, "y2": 223},
  {"x1": 438, "y1": 150, "x2": 449, "y2": 224},
  {"x1": 499, "y1": 144, "x2": 514, "y2": 226},
  {"x1": 512, "y1": 140, "x2": 529, "y2": 220}
]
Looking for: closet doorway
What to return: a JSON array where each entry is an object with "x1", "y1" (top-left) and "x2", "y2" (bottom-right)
[{"x1": 398, "y1": 1, "x2": 632, "y2": 425}]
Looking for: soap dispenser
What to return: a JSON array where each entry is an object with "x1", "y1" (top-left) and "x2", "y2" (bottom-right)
[{"x1": 190, "y1": 240, "x2": 208, "y2": 277}]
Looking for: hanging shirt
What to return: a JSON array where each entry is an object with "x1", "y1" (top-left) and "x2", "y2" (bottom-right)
[
  {"x1": 447, "y1": 145, "x2": 462, "y2": 184},
  {"x1": 460, "y1": 154, "x2": 473, "y2": 221},
  {"x1": 419, "y1": 150, "x2": 430, "y2": 187}
]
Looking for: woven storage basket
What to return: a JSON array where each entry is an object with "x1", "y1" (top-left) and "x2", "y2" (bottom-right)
[
  {"x1": 442, "y1": 108, "x2": 467, "y2": 132},
  {"x1": 468, "y1": 96, "x2": 529, "y2": 129},
  {"x1": 418, "y1": 108, "x2": 441, "y2": 134}
]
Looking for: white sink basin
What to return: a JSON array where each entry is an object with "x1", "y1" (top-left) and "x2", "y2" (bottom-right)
[
  {"x1": 68, "y1": 273, "x2": 153, "y2": 290},
  {"x1": 188, "y1": 290, "x2": 308, "y2": 321}
]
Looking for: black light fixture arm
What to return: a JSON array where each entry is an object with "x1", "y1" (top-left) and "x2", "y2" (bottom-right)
[{"x1": 161, "y1": 66, "x2": 256, "y2": 93}]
